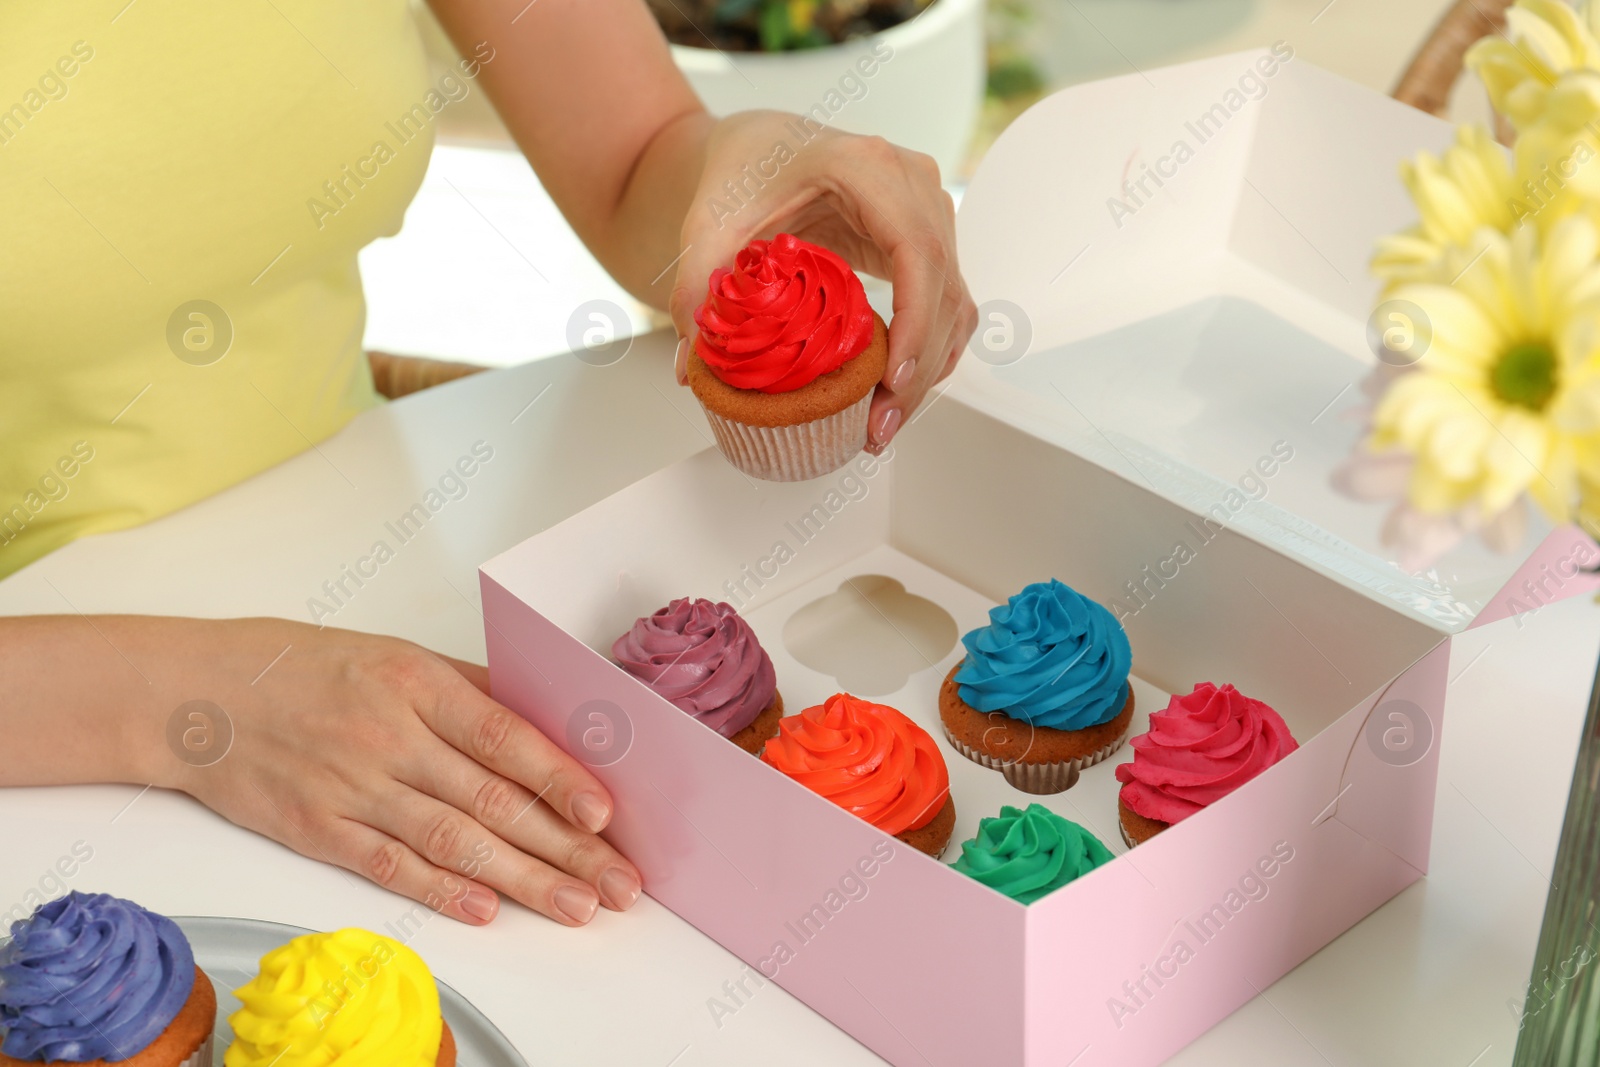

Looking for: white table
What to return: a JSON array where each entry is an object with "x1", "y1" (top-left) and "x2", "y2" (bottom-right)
[{"x1": 1, "y1": 330, "x2": 1594, "y2": 1066}]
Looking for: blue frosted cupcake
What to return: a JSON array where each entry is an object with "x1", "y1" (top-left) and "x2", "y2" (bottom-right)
[
  {"x1": 939, "y1": 578, "x2": 1134, "y2": 793},
  {"x1": 0, "y1": 891, "x2": 215, "y2": 1066}
]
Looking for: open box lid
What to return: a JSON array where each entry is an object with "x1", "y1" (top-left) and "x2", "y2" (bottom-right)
[{"x1": 951, "y1": 49, "x2": 1599, "y2": 632}]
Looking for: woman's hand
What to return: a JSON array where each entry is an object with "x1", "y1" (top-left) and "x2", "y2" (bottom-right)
[
  {"x1": 0, "y1": 615, "x2": 639, "y2": 928},
  {"x1": 173, "y1": 620, "x2": 641, "y2": 927},
  {"x1": 668, "y1": 112, "x2": 978, "y2": 454},
  {"x1": 428, "y1": 3, "x2": 974, "y2": 450}
]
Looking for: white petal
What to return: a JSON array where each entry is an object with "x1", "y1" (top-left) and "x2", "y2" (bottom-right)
[
  {"x1": 1332, "y1": 451, "x2": 1412, "y2": 500},
  {"x1": 1382, "y1": 505, "x2": 1468, "y2": 573}
]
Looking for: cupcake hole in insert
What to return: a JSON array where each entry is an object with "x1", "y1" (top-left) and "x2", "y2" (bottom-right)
[{"x1": 782, "y1": 575, "x2": 957, "y2": 696}]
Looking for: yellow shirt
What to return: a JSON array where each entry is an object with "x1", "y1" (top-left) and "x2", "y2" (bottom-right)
[{"x1": 0, "y1": 2, "x2": 472, "y2": 576}]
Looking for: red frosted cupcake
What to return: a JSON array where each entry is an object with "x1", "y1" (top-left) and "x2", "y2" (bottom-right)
[
  {"x1": 1114, "y1": 682, "x2": 1298, "y2": 846},
  {"x1": 689, "y1": 234, "x2": 890, "y2": 482},
  {"x1": 761, "y1": 693, "x2": 955, "y2": 857}
]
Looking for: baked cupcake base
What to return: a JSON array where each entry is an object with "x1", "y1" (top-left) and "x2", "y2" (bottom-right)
[
  {"x1": 1117, "y1": 796, "x2": 1170, "y2": 848},
  {"x1": 893, "y1": 794, "x2": 957, "y2": 859},
  {"x1": 939, "y1": 662, "x2": 1134, "y2": 794},
  {"x1": 438, "y1": 1019, "x2": 458, "y2": 1067},
  {"x1": 0, "y1": 967, "x2": 217, "y2": 1067},
  {"x1": 728, "y1": 690, "x2": 784, "y2": 755},
  {"x1": 689, "y1": 313, "x2": 890, "y2": 482}
]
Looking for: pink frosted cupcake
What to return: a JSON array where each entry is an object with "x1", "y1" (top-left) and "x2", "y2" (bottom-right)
[
  {"x1": 612, "y1": 598, "x2": 783, "y2": 754},
  {"x1": 1114, "y1": 682, "x2": 1298, "y2": 846},
  {"x1": 688, "y1": 234, "x2": 889, "y2": 482}
]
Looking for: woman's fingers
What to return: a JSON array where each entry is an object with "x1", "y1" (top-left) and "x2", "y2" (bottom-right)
[
  {"x1": 817, "y1": 141, "x2": 970, "y2": 451},
  {"x1": 671, "y1": 115, "x2": 975, "y2": 450},
  {"x1": 412, "y1": 663, "x2": 616, "y2": 836},
  {"x1": 402, "y1": 746, "x2": 642, "y2": 912},
  {"x1": 370, "y1": 784, "x2": 603, "y2": 928},
  {"x1": 499, "y1": 800, "x2": 642, "y2": 912},
  {"x1": 323, "y1": 817, "x2": 499, "y2": 926},
  {"x1": 437, "y1": 653, "x2": 492, "y2": 696},
  {"x1": 669, "y1": 215, "x2": 749, "y2": 352}
]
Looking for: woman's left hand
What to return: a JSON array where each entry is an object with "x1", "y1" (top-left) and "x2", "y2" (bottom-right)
[{"x1": 667, "y1": 111, "x2": 977, "y2": 455}]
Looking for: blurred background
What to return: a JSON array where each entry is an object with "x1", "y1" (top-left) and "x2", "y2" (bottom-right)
[{"x1": 363, "y1": 0, "x2": 1486, "y2": 368}]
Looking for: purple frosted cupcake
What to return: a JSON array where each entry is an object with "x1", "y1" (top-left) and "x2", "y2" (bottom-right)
[
  {"x1": 612, "y1": 597, "x2": 783, "y2": 754},
  {"x1": 0, "y1": 891, "x2": 216, "y2": 1066}
]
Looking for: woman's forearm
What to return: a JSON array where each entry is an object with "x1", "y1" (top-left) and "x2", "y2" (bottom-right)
[
  {"x1": 602, "y1": 108, "x2": 714, "y2": 300},
  {"x1": 1, "y1": 615, "x2": 646, "y2": 926},
  {"x1": 0, "y1": 615, "x2": 280, "y2": 789},
  {"x1": 427, "y1": 0, "x2": 711, "y2": 307}
]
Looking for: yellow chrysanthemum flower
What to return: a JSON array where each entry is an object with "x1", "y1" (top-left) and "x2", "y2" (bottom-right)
[
  {"x1": 1508, "y1": 70, "x2": 1600, "y2": 221},
  {"x1": 1465, "y1": 0, "x2": 1600, "y2": 130},
  {"x1": 1372, "y1": 218, "x2": 1600, "y2": 525},
  {"x1": 1374, "y1": 101, "x2": 1600, "y2": 293},
  {"x1": 1373, "y1": 125, "x2": 1517, "y2": 291}
]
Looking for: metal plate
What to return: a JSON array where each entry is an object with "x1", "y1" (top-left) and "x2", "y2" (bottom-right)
[{"x1": 173, "y1": 916, "x2": 527, "y2": 1066}]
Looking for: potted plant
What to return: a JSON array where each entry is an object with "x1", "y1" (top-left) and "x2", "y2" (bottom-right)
[{"x1": 648, "y1": 0, "x2": 986, "y2": 178}]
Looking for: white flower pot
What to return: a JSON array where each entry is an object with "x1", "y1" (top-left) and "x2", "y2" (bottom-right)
[{"x1": 670, "y1": 0, "x2": 986, "y2": 179}]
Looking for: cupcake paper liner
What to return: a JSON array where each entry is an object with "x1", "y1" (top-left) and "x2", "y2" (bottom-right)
[
  {"x1": 1119, "y1": 818, "x2": 1137, "y2": 850},
  {"x1": 941, "y1": 721, "x2": 1131, "y2": 795},
  {"x1": 179, "y1": 1033, "x2": 214, "y2": 1067},
  {"x1": 698, "y1": 389, "x2": 873, "y2": 482}
]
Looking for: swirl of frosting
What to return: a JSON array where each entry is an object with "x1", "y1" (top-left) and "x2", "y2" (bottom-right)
[
  {"x1": 0, "y1": 891, "x2": 196, "y2": 1062},
  {"x1": 224, "y1": 928, "x2": 441, "y2": 1067},
  {"x1": 1115, "y1": 683, "x2": 1299, "y2": 825},
  {"x1": 693, "y1": 233, "x2": 874, "y2": 394},
  {"x1": 760, "y1": 693, "x2": 949, "y2": 835},
  {"x1": 954, "y1": 579, "x2": 1131, "y2": 729},
  {"x1": 613, "y1": 598, "x2": 777, "y2": 737},
  {"x1": 952, "y1": 804, "x2": 1114, "y2": 903}
]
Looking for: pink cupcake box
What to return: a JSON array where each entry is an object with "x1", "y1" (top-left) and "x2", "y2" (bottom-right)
[{"x1": 480, "y1": 52, "x2": 1599, "y2": 1066}]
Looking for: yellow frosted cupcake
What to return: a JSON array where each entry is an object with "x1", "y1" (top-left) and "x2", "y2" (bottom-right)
[{"x1": 224, "y1": 928, "x2": 455, "y2": 1066}]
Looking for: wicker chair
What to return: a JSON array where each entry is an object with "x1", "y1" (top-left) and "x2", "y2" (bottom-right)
[
  {"x1": 1391, "y1": 0, "x2": 1519, "y2": 138},
  {"x1": 366, "y1": 350, "x2": 487, "y2": 400}
]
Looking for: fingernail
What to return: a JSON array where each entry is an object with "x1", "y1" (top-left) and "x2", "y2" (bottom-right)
[
  {"x1": 460, "y1": 884, "x2": 498, "y2": 923},
  {"x1": 598, "y1": 867, "x2": 642, "y2": 911},
  {"x1": 871, "y1": 406, "x2": 902, "y2": 445},
  {"x1": 889, "y1": 358, "x2": 917, "y2": 392},
  {"x1": 572, "y1": 792, "x2": 610, "y2": 833},
  {"x1": 554, "y1": 885, "x2": 599, "y2": 925}
]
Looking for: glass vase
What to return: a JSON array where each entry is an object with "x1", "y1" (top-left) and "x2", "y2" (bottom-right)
[{"x1": 1512, "y1": 650, "x2": 1600, "y2": 1065}]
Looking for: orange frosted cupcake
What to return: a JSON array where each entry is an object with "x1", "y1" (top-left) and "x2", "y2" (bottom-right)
[
  {"x1": 761, "y1": 693, "x2": 955, "y2": 857},
  {"x1": 690, "y1": 233, "x2": 890, "y2": 482}
]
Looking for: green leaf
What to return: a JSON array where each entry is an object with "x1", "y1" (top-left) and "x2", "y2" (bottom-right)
[
  {"x1": 759, "y1": 0, "x2": 794, "y2": 50},
  {"x1": 714, "y1": 0, "x2": 762, "y2": 22},
  {"x1": 987, "y1": 57, "x2": 1043, "y2": 99}
]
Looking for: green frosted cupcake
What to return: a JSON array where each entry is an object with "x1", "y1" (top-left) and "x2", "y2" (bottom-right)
[{"x1": 951, "y1": 803, "x2": 1113, "y2": 903}]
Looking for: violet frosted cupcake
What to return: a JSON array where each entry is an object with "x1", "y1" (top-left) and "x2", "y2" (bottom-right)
[
  {"x1": 939, "y1": 579, "x2": 1135, "y2": 794},
  {"x1": 1114, "y1": 682, "x2": 1299, "y2": 847},
  {"x1": 689, "y1": 234, "x2": 890, "y2": 482},
  {"x1": 613, "y1": 597, "x2": 783, "y2": 754},
  {"x1": 0, "y1": 892, "x2": 215, "y2": 1067}
]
